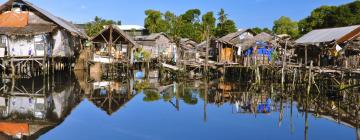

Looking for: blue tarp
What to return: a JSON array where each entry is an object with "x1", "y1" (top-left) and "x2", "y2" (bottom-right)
[
  {"x1": 244, "y1": 41, "x2": 274, "y2": 61},
  {"x1": 257, "y1": 98, "x2": 272, "y2": 113},
  {"x1": 135, "y1": 71, "x2": 145, "y2": 79}
]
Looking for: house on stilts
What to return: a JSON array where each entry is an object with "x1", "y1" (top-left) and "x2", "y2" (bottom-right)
[
  {"x1": 89, "y1": 24, "x2": 138, "y2": 75},
  {"x1": 216, "y1": 30, "x2": 282, "y2": 67},
  {"x1": 135, "y1": 32, "x2": 177, "y2": 63},
  {"x1": 0, "y1": 0, "x2": 87, "y2": 77},
  {"x1": 295, "y1": 25, "x2": 360, "y2": 68}
]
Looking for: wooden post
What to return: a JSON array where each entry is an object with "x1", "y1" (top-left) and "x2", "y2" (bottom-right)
[
  {"x1": 204, "y1": 76, "x2": 208, "y2": 122},
  {"x1": 305, "y1": 45, "x2": 308, "y2": 67},
  {"x1": 109, "y1": 25, "x2": 114, "y2": 78},
  {"x1": 10, "y1": 58, "x2": 14, "y2": 78},
  {"x1": 307, "y1": 60, "x2": 313, "y2": 95},
  {"x1": 205, "y1": 25, "x2": 209, "y2": 75},
  {"x1": 43, "y1": 36, "x2": 47, "y2": 76},
  {"x1": 281, "y1": 40, "x2": 288, "y2": 88},
  {"x1": 318, "y1": 53, "x2": 321, "y2": 66},
  {"x1": 292, "y1": 68, "x2": 297, "y2": 89},
  {"x1": 1, "y1": 59, "x2": 5, "y2": 79}
]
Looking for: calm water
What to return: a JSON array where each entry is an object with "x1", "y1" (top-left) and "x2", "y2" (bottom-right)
[{"x1": 0, "y1": 71, "x2": 358, "y2": 140}]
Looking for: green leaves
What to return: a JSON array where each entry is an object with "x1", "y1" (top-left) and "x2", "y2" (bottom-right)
[
  {"x1": 298, "y1": 1, "x2": 360, "y2": 35},
  {"x1": 273, "y1": 16, "x2": 299, "y2": 38},
  {"x1": 143, "y1": 8, "x2": 238, "y2": 43},
  {"x1": 215, "y1": 8, "x2": 237, "y2": 38},
  {"x1": 144, "y1": 10, "x2": 167, "y2": 33},
  {"x1": 85, "y1": 16, "x2": 117, "y2": 37}
]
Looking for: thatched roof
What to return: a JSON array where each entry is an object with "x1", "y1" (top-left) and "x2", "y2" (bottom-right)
[
  {"x1": 180, "y1": 38, "x2": 197, "y2": 47},
  {"x1": 0, "y1": 24, "x2": 55, "y2": 36},
  {"x1": 0, "y1": 0, "x2": 86, "y2": 38},
  {"x1": 91, "y1": 24, "x2": 138, "y2": 47},
  {"x1": 135, "y1": 32, "x2": 169, "y2": 41},
  {"x1": 254, "y1": 32, "x2": 273, "y2": 42},
  {"x1": 146, "y1": 32, "x2": 168, "y2": 40}
]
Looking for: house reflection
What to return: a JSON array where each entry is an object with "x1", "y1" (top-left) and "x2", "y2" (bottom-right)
[
  {"x1": 87, "y1": 80, "x2": 136, "y2": 115},
  {"x1": 0, "y1": 70, "x2": 356, "y2": 139},
  {"x1": 0, "y1": 74, "x2": 83, "y2": 139},
  {"x1": 154, "y1": 78, "x2": 360, "y2": 134}
]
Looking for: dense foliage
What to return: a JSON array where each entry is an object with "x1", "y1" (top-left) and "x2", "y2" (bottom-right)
[
  {"x1": 85, "y1": 16, "x2": 119, "y2": 37},
  {"x1": 273, "y1": 16, "x2": 299, "y2": 38},
  {"x1": 298, "y1": 1, "x2": 360, "y2": 35},
  {"x1": 85, "y1": 1, "x2": 360, "y2": 41},
  {"x1": 251, "y1": 27, "x2": 272, "y2": 34},
  {"x1": 144, "y1": 8, "x2": 237, "y2": 43}
]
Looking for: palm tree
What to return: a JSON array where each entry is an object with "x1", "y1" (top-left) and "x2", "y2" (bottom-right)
[{"x1": 217, "y1": 8, "x2": 228, "y2": 29}]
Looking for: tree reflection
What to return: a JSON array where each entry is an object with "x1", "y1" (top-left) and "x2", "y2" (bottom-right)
[{"x1": 143, "y1": 90, "x2": 161, "y2": 102}]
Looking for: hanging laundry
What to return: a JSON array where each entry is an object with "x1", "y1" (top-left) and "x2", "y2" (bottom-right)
[{"x1": 237, "y1": 46, "x2": 242, "y2": 56}]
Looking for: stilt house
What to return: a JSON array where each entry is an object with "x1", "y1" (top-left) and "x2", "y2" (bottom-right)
[
  {"x1": 0, "y1": 0, "x2": 87, "y2": 73},
  {"x1": 90, "y1": 25, "x2": 138, "y2": 64},
  {"x1": 295, "y1": 25, "x2": 360, "y2": 68}
]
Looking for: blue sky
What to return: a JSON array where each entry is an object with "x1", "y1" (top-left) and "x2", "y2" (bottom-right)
[{"x1": 0, "y1": 0, "x2": 354, "y2": 28}]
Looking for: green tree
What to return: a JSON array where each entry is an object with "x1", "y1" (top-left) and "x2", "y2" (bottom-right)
[
  {"x1": 215, "y1": 9, "x2": 237, "y2": 37},
  {"x1": 252, "y1": 27, "x2": 262, "y2": 34},
  {"x1": 273, "y1": 16, "x2": 299, "y2": 38},
  {"x1": 201, "y1": 11, "x2": 216, "y2": 40},
  {"x1": 298, "y1": 1, "x2": 360, "y2": 35},
  {"x1": 178, "y1": 9, "x2": 202, "y2": 42},
  {"x1": 180, "y1": 9, "x2": 201, "y2": 23},
  {"x1": 85, "y1": 16, "x2": 116, "y2": 37},
  {"x1": 252, "y1": 27, "x2": 273, "y2": 34},
  {"x1": 218, "y1": 8, "x2": 228, "y2": 27},
  {"x1": 163, "y1": 11, "x2": 183, "y2": 43},
  {"x1": 215, "y1": 20, "x2": 237, "y2": 37},
  {"x1": 144, "y1": 10, "x2": 166, "y2": 33},
  {"x1": 262, "y1": 28, "x2": 273, "y2": 34}
]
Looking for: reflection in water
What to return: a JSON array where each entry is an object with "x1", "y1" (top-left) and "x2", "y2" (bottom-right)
[
  {"x1": 88, "y1": 80, "x2": 135, "y2": 115},
  {"x1": 0, "y1": 74, "x2": 82, "y2": 139},
  {"x1": 0, "y1": 70, "x2": 358, "y2": 139}
]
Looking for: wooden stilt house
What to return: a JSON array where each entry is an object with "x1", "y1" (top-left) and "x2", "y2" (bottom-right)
[
  {"x1": 216, "y1": 29, "x2": 255, "y2": 64},
  {"x1": 90, "y1": 24, "x2": 138, "y2": 65},
  {"x1": 295, "y1": 25, "x2": 360, "y2": 67},
  {"x1": 0, "y1": 0, "x2": 87, "y2": 77}
]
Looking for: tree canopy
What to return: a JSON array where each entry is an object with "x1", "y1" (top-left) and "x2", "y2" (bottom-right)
[
  {"x1": 143, "y1": 8, "x2": 237, "y2": 43},
  {"x1": 298, "y1": 1, "x2": 360, "y2": 35},
  {"x1": 273, "y1": 16, "x2": 299, "y2": 38},
  {"x1": 85, "y1": 16, "x2": 117, "y2": 37},
  {"x1": 215, "y1": 8, "x2": 237, "y2": 38},
  {"x1": 251, "y1": 27, "x2": 272, "y2": 34}
]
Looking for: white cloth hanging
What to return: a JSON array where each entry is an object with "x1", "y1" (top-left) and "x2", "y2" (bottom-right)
[{"x1": 237, "y1": 46, "x2": 242, "y2": 56}]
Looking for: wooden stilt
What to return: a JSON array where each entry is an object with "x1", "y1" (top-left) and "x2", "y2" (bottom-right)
[{"x1": 307, "y1": 61, "x2": 313, "y2": 95}]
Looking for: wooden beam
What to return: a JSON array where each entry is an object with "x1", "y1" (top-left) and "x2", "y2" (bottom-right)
[{"x1": 100, "y1": 33, "x2": 109, "y2": 44}]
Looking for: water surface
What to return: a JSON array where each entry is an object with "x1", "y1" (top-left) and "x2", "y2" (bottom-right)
[{"x1": 0, "y1": 72, "x2": 358, "y2": 140}]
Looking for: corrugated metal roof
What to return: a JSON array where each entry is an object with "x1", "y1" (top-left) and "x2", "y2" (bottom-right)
[
  {"x1": 295, "y1": 25, "x2": 360, "y2": 44},
  {"x1": 118, "y1": 25, "x2": 145, "y2": 31}
]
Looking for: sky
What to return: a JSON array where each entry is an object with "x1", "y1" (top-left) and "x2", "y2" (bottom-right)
[{"x1": 0, "y1": 0, "x2": 355, "y2": 29}]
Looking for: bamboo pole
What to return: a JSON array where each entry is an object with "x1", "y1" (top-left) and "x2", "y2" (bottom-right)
[
  {"x1": 281, "y1": 40, "x2": 288, "y2": 88},
  {"x1": 205, "y1": 25, "x2": 209, "y2": 75},
  {"x1": 307, "y1": 61, "x2": 313, "y2": 95},
  {"x1": 204, "y1": 76, "x2": 208, "y2": 122}
]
